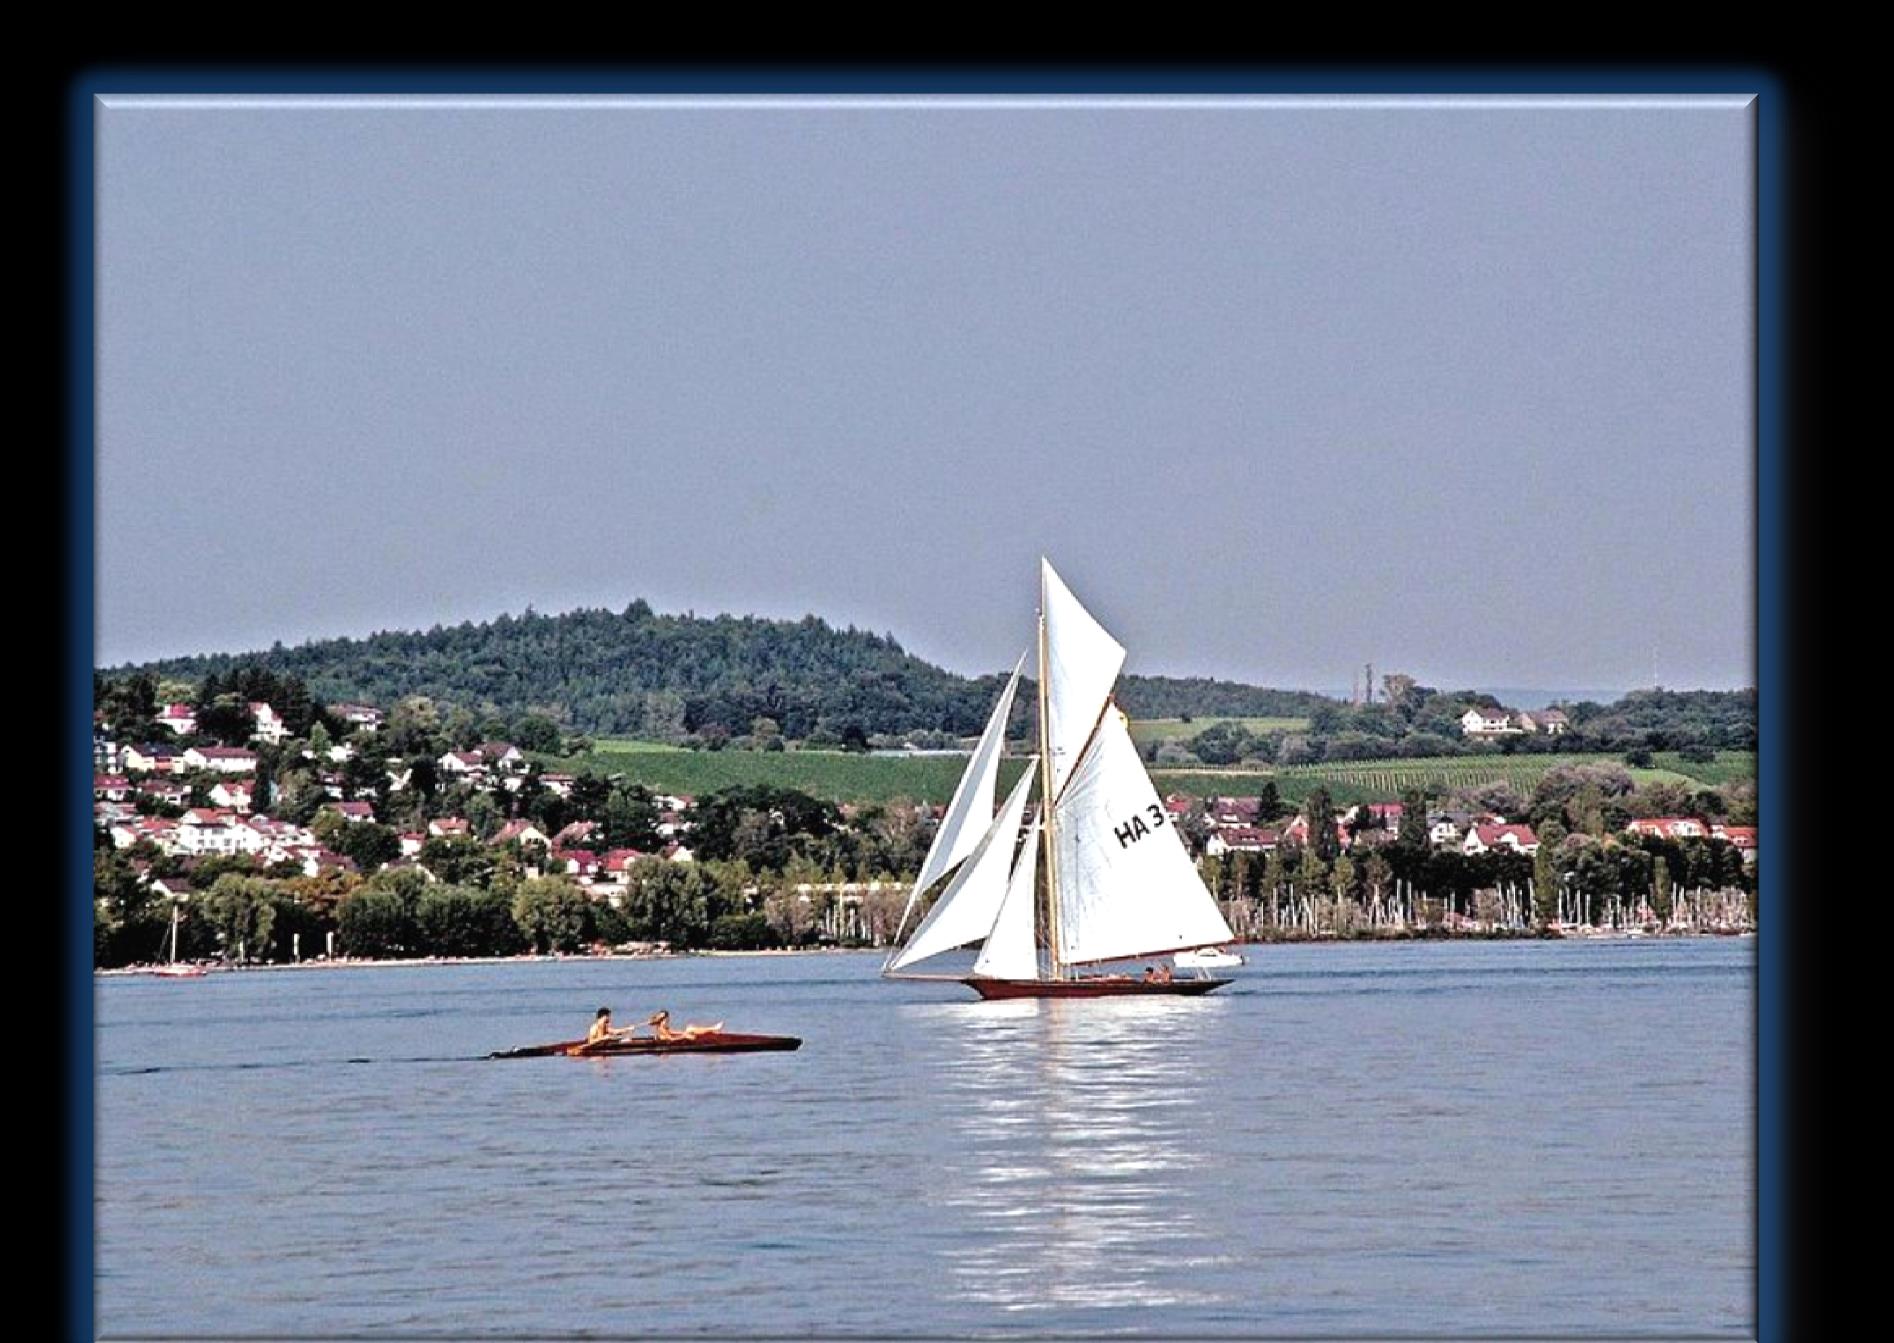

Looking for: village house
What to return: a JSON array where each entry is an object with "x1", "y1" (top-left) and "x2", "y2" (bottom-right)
[
  {"x1": 137, "y1": 777, "x2": 190, "y2": 807},
  {"x1": 322, "y1": 800, "x2": 376, "y2": 824},
  {"x1": 539, "y1": 773, "x2": 576, "y2": 798},
  {"x1": 111, "y1": 816, "x2": 177, "y2": 850},
  {"x1": 552, "y1": 820, "x2": 599, "y2": 849},
  {"x1": 1711, "y1": 824, "x2": 1758, "y2": 863},
  {"x1": 1208, "y1": 796, "x2": 1262, "y2": 829},
  {"x1": 661, "y1": 841, "x2": 695, "y2": 864},
  {"x1": 1204, "y1": 826, "x2": 1278, "y2": 857},
  {"x1": 174, "y1": 808, "x2": 258, "y2": 857},
  {"x1": 1624, "y1": 817, "x2": 1710, "y2": 840},
  {"x1": 1280, "y1": 814, "x2": 1352, "y2": 850},
  {"x1": 332, "y1": 702, "x2": 384, "y2": 731},
  {"x1": 1461, "y1": 823, "x2": 1540, "y2": 855},
  {"x1": 398, "y1": 831, "x2": 427, "y2": 858},
  {"x1": 553, "y1": 848, "x2": 600, "y2": 879},
  {"x1": 207, "y1": 778, "x2": 254, "y2": 811},
  {"x1": 437, "y1": 749, "x2": 485, "y2": 779},
  {"x1": 1459, "y1": 707, "x2": 1520, "y2": 737},
  {"x1": 94, "y1": 774, "x2": 132, "y2": 802},
  {"x1": 145, "y1": 873, "x2": 197, "y2": 903},
  {"x1": 428, "y1": 817, "x2": 470, "y2": 839},
  {"x1": 182, "y1": 745, "x2": 258, "y2": 775},
  {"x1": 476, "y1": 742, "x2": 526, "y2": 773},
  {"x1": 156, "y1": 703, "x2": 198, "y2": 735},
  {"x1": 600, "y1": 849, "x2": 647, "y2": 884},
  {"x1": 122, "y1": 743, "x2": 183, "y2": 775},
  {"x1": 489, "y1": 819, "x2": 550, "y2": 849},
  {"x1": 248, "y1": 701, "x2": 288, "y2": 745},
  {"x1": 95, "y1": 800, "x2": 137, "y2": 829}
]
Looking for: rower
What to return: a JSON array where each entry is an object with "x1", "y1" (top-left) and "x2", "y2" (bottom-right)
[
  {"x1": 587, "y1": 1007, "x2": 620, "y2": 1045},
  {"x1": 647, "y1": 1010, "x2": 722, "y2": 1040}
]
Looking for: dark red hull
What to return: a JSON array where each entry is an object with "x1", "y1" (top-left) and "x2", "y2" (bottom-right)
[
  {"x1": 962, "y1": 975, "x2": 1230, "y2": 1000},
  {"x1": 490, "y1": 1031, "x2": 802, "y2": 1059}
]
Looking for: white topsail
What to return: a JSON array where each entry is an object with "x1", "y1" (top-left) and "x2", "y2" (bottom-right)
[
  {"x1": 889, "y1": 766, "x2": 1037, "y2": 971},
  {"x1": 1051, "y1": 704, "x2": 1236, "y2": 967},
  {"x1": 972, "y1": 812, "x2": 1042, "y2": 981},
  {"x1": 890, "y1": 655, "x2": 1025, "y2": 946},
  {"x1": 1040, "y1": 559, "x2": 1126, "y2": 801}
]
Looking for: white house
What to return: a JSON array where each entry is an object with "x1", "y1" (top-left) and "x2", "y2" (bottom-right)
[
  {"x1": 248, "y1": 702, "x2": 288, "y2": 745},
  {"x1": 156, "y1": 703, "x2": 197, "y2": 735},
  {"x1": 208, "y1": 779, "x2": 254, "y2": 811},
  {"x1": 1461, "y1": 823, "x2": 1540, "y2": 855},
  {"x1": 182, "y1": 745, "x2": 258, "y2": 775},
  {"x1": 1459, "y1": 707, "x2": 1519, "y2": 737}
]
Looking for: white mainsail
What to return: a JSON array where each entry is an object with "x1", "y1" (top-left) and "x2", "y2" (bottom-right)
[
  {"x1": 887, "y1": 656, "x2": 1025, "y2": 953},
  {"x1": 1051, "y1": 704, "x2": 1235, "y2": 966},
  {"x1": 1040, "y1": 559, "x2": 1126, "y2": 801},
  {"x1": 889, "y1": 766, "x2": 1037, "y2": 971},
  {"x1": 972, "y1": 812, "x2": 1042, "y2": 981}
]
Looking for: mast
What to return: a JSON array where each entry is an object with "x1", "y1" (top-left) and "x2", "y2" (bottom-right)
[{"x1": 1038, "y1": 569, "x2": 1061, "y2": 980}]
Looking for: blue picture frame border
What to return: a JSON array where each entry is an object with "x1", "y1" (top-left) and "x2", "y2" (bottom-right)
[{"x1": 66, "y1": 64, "x2": 1784, "y2": 1343}]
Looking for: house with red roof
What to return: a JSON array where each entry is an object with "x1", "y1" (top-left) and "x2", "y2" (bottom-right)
[
  {"x1": 1711, "y1": 824, "x2": 1757, "y2": 862},
  {"x1": 489, "y1": 820, "x2": 549, "y2": 849},
  {"x1": 600, "y1": 849, "x2": 648, "y2": 883},
  {"x1": 322, "y1": 800, "x2": 376, "y2": 824},
  {"x1": 208, "y1": 779, "x2": 254, "y2": 811},
  {"x1": 1461, "y1": 823, "x2": 1540, "y2": 855},
  {"x1": 156, "y1": 703, "x2": 198, "y2": 735},
  {"x1": 94, "y1": 774, "x2": 131, "y2": 802},
  {"x1": 1205, "y1": 826, "x2": 1279, "y2": 857}
]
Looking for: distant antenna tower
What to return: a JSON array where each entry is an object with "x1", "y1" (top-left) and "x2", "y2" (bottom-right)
[{"x1": 1365, "y1": 662, "x2": 1374, "y2": 705}]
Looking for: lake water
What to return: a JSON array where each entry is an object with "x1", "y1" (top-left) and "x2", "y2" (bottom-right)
[{"x1": 96, "y1": 938, "x2": 1753, "y2": 1338}]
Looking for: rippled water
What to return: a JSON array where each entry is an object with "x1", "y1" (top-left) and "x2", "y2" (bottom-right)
[{"x1": 96, "y1": 938, "x2": 1752, "y2": 1338}]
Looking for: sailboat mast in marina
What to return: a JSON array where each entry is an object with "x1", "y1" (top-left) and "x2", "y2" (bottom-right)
[{"x1": 882, "y1": 559, "x2": 1237, "y2": 999}]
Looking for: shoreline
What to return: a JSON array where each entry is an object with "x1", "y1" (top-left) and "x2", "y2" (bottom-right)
[{"x1": 95, "y1": 928, "x2": 1753, "y2": 977}]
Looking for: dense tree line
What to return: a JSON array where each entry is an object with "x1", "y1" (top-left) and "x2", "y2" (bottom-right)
[{"x1": 103, "y1": 601, "x2": 1338, "y2": 742}]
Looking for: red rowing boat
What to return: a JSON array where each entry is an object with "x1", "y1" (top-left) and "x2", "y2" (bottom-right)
[
  {"x1": 961, "y1": 975, "x2": 1229, "y2": 1000},
  {"x1": 489, "y1": 1030, "x2": 802, "y2": 1059}
]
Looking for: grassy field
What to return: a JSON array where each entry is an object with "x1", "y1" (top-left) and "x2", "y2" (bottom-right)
[
  {"x1": 546, "y1": 743, "x2": 1754, "y2": 808},
  {"x1": 543, "y1": 744, "x2": 1036, "y2": 805},
  {"x1": 1128, "y1": 716, "x2": 1310, "y2": 744}
]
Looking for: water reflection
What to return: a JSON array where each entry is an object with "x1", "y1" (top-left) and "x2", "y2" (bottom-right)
[{"x1": 917, "y1": 995, "x2": 1238, "y2": 1315}]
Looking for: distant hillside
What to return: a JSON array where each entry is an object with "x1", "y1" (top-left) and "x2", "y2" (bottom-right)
[{"x1": 107, "y1": 600, "x2": 1333, "y2": 740}]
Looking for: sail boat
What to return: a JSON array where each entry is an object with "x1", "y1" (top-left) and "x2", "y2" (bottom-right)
[
  {"x1": 149, "y1": 901, "x2": 207, "y2": 978},
  {"x1": 881, "y1": 559, "x2": 1237, "y2": 998}
]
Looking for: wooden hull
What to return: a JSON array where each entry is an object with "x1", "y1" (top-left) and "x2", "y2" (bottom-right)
[
  {"x1": 490, "y1": 1031, "x2": 802, "y2": 1059},
  {"x1": 962, "y1": 975, "x2": 1230, "y2": 1000}
]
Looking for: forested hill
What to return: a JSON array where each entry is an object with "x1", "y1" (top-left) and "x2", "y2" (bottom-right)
[{"x1": 109, "y1": 601, "x2": 1333, "y2": 740}]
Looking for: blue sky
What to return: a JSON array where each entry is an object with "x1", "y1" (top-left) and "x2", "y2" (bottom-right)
[{"x1": 96, "y1": 96, "x2": 1753, "y2": 694}]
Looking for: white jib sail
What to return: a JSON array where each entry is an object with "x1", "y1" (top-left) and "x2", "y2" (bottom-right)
[
  {"x1": 973, "y1": 811, "x2": 1042, "y2": 981},
  {"x1": 890, "y1": 765, "x2": 1037, "y2": 971},
  {"x1": 1040, "y1": 559, "x2": 1126, "y2": 801},
  {"x1": 1052, "y1": 707, "x2": 1236, "y2": 965},
  {"x1": 890, "y1": 655, "x2": 1025, "y2": 944}
]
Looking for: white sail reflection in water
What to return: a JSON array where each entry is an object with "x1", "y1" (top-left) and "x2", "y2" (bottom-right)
[{"x1": 921, "y1": 1000, "x2": 1235, "y2": 1313}]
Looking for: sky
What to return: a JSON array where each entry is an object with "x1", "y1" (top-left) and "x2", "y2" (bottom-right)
[{"x1": 96, "y1": 96, "x2": 1754, "y2": 694}]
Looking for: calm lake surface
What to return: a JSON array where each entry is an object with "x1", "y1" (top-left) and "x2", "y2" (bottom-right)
[{"x1": 97, "y1": 938, "x2": 1753, "y2": 1338}]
